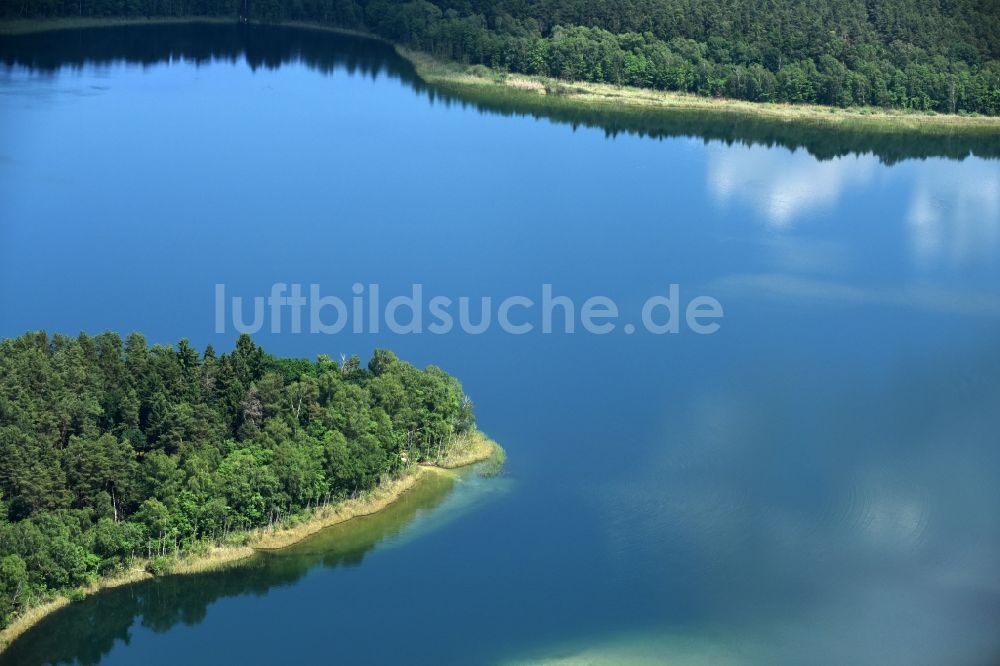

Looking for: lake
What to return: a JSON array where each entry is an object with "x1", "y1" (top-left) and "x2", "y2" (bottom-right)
[{"x1": 1, "y1": 22, "x2": 999, "y2": 666}]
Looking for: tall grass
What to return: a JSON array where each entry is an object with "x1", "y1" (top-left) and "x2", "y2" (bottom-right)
[
  {"x1": 400, "y1": 47, "x2": 1000, "y2": 132},
  {"x1": 433, "y1": 430, "x2": 503, "y2": 469}
]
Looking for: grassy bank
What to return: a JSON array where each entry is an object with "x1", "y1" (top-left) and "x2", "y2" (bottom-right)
[
  {"x1": 3, "y1": 17, "x2": 999, "y2": 132},
  {"x1": 0, "y1": 566, "x2": 155, "y2": 653},
  {"x1": 432, "y1": 429, "x2": 504, "y2": 469},
  {"x1": 0, "y1": 430, "x2": 502, "y2": 653},
  {"x1": 400, "y1": 49, "x2": 1000, "y2": 134}
]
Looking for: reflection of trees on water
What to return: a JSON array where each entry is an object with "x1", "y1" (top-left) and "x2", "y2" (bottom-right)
[
  {"x1": 0, "y1": 22, "x2": 410, "y2": 78},
  {"x1": 2, "y1": 22, "x2": 998, "y2": 165},
  {"x1": 425, "y1": 83, "x2": 1000, "y2": 165},
  {"x1": 0, "y1": 471, "x2": 456, "y2": 666}
]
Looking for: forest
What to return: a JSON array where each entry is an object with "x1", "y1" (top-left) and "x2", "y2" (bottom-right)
[
  {"x1": 1, "y1": 0, "x2": 998, "y2": 114},
  {"x1": 0, "y1": 331, "x2": 476, "y2": 630}
]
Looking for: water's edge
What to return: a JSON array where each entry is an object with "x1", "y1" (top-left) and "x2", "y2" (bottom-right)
[
  {"x1": 2, "y1": 16, "x2": 999, "y2": 133},
  {"x1": 0, "y1": 432, "x2": 502, "y2": 654}
]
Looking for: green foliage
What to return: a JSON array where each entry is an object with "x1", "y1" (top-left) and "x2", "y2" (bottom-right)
[
  {"x1": 367, "y1": 0, "x2": 999, "y2": 114},
  {"x1": 3, "y1": 0, "x2": 994, "y2": 112},
  {"x1": 0, "y1": 331, "x2": 476, "y2": 628},
  {"x1": 0, "y1": 554, "x2": 29, "y2": 627},
  {"x1": 146, "y1": 556, "x2": 173, "y2": 576}
]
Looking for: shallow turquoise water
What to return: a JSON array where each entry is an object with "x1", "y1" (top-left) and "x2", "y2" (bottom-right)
[{"x1": 1, "y1": 23, "x2": 999, "y2": 666}]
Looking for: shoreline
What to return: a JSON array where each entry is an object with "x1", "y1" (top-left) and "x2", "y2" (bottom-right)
[
  {"x1": 2, "y1": 17, "x2": 999, "y2": 132},
  {"x1": 0, "y1": 430, "x2": 502, "y2": 653},
  {"x1": 399, "y1": 48, "x2": 1000, "y2": 134}
]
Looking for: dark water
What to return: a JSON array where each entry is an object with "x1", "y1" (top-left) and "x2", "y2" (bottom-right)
[{"x1": 2, "y1": 23, "x2": 1000, "y2": 666}]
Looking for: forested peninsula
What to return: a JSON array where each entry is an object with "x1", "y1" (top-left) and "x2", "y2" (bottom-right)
[
  {"x1": 1, "y1": 0, "x2": 999, "y2": 118},
  {"x1": 0, "y1": 331, "x2": 502, "y2": 648}
]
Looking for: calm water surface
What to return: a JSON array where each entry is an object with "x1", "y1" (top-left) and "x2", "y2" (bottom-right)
[{"x1": 1, "y1": 23, "x2": 999, "y2": 666}]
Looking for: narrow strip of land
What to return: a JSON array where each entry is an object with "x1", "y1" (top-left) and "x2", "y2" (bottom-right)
[{"x1": 400, "y1": 49, "x2": 1000, "y2": 133}]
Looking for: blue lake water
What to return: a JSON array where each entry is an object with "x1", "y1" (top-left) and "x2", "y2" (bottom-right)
[{"x1": 1, "y1": 23, "x2": 999, "y2": 666}]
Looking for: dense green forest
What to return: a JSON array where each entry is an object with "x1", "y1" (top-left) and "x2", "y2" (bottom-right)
[
  {"x1": 0, "y1": 331, "x2": 476, "y2": 630},
  {"x1": 1, "y1": 0, "x2": 999, "y2": 114}
]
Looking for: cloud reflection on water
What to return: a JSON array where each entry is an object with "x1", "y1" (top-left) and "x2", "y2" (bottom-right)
[
  {"x1": 577, "y1": 343, "x2": 1000, "y2": 666},
  {"x1": 707, "y1": 144, "x2": 876, "y2": 228},
  {"x1": 707, "y1": 146, "x2": 1000, "y2": 275},
  {"x1": 711, "y1": 273, "x2": 1000, "y2": 317},
  {"x1": 906, "y1": 160, "x2": 1000, "y2": 269}
]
